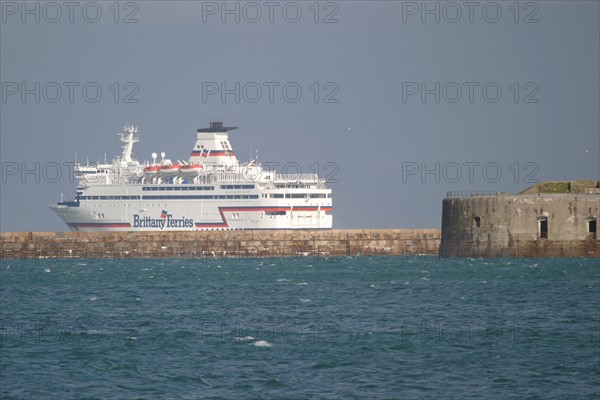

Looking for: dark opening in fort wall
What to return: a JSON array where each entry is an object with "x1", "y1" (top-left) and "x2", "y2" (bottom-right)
[{"x1": 0, "y1": 229, "x2": 440, "y2": 260}]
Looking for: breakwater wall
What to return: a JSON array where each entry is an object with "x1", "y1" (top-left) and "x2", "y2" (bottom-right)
[{"x1": 0, "y1": 229, "x2": 440, "y2": 260}]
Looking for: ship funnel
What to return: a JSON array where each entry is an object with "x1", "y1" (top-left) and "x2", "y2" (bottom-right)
[{"x1": 189, "y1": 122, "x2": 239, "y2": 166}]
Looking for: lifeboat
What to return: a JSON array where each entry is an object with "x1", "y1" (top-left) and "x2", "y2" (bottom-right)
[
  {"x1": 158, "y1": 163, "x2": 181, "y2": 178},
  {"x1": 179, "y1": 163, "x2": 203, "y2": 177},
  {"x1": 143, "y1": 165, "x2": 159, "y2": 176}
]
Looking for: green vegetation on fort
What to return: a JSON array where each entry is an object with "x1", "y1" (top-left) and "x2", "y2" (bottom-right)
[{"x1": 519, "y1": 180, "x2": 599, "y2": 194}]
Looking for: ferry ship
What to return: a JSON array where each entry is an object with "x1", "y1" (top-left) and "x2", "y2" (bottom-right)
[{"x1": 50, "y1": 122, "x2": 333, "y2": 231}]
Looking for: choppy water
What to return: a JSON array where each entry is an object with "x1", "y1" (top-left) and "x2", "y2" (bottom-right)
[{"x1": 1, "y1": 256, "x2": 598, "y2": 399}]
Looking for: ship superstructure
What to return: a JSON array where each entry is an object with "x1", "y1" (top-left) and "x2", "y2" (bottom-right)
[{"x1": 50, "y1": 122, "x2": 333, "y2": 231}]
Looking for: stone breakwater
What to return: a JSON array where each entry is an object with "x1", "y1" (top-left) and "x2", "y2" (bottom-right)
[{"x1": 0, "y1": 229, "x2": 441, "y2": 260}]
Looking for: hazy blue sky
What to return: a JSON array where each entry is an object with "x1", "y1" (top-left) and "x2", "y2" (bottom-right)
[{"x1": 1, "y1": 1, "x2": 598, "y2": 231}]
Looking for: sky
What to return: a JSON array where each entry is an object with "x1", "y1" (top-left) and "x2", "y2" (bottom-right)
[{"x1": 1, "y1": 0, "x2": 599, "y2": 232}]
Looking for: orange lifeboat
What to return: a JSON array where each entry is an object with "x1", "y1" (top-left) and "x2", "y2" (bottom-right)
[
  {"x1": 179, "y1": 163, "x2": 203, "y2": 177},
  {"x1": 158, "y1": 163, "x2": 181, "y2": 178},
  {"x1": 143, "y1": 165, "x2": 159, "y2": 176}
]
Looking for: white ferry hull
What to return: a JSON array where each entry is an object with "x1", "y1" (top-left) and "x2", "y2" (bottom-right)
[
  {"x1": 50, "y1": 123, "x2": 333, "y2": 231},
  {"x1": 51, "y1": 200, "x2": 332, "y2": 231}
]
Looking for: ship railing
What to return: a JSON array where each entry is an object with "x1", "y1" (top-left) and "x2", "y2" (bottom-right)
[
  {"x1": 274, "y1": 173, "x2": 320, "y2": 182},
  {"x1": 445, "y1": 191, "x2": 503, "y2": 198},
  {"x1": 213, "y1": 173, "x2": 257, "y2": 184}
]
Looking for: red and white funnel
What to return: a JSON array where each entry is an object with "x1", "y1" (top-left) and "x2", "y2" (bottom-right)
[{"x1": 189, "y1": 122, "x2": 239, "y2": 167}]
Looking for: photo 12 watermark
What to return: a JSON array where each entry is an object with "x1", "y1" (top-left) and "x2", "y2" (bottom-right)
[
  {"x1": 401, "y1": 161, "x2": 539, "y2": 184},
  {"x1": 398, "y1": 321, "x2": 541, "y2": 344},
  {"x1": 0, "y1": 239, "x2": 327, "y2": 260},
  {"x1": 201, "y1": 1, "x2": 339, "y2": 24},
  {"x1": 401, "y1": 82, "x2": 540, "y2": 104},
  {"x1": 1, "y1": 81, "x2": 140, "y2": 104},
  {"x1": 0, "y1": 320, "x2": 140, "y2": 344},
  {"x1": 0, "y1": 160, "x2": 340, "y2": 184},
  {"x1": 1, "y1": 1, "x2": 140, "y2": 24},
  {"x1": 201, "y1": 81, "x2": 340, "y2": 104},
  {"x1": 398, "y1": 240, "x2": 541, "y2": 264},
  {"x1": 400, "y1": 1, "x2": 539, "y2": 24},
  {"x1": 261, "y1": 161, "x2": 340, "y2": 183},
  {"x1": 200, "y1": 321, "x2": 340, "y2": 343}
]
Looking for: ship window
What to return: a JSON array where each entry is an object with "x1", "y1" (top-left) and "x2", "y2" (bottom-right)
[
  {"x1": 588, "y1": 219, "x2": 597, "y2": 239},
  {"x1": 473, "y1": 216, "x2": 481, "y2": 228},
  {"x1": 538, "y1": 217, "x2": 548, "y2": 239},
  {"x1": 266, "y1": 211, "x2": 286, "y2": 216}
]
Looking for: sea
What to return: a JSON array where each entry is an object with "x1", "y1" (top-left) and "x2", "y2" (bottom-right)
[{"x1": 1, "y1": 256, "x2": 598, "y2": 399}]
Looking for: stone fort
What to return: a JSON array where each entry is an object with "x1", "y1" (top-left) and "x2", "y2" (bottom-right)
[{"x1": 440, "y1": 180, "x2": 599, "y2": 258}]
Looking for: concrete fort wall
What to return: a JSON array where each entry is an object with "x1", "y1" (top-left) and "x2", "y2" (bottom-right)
[
  {"x1": 0, "y1": 229, "x2": 441, "y2": 260},
  {"x1": 440, "y1": 194, "x2": 599, "y2": 258}
]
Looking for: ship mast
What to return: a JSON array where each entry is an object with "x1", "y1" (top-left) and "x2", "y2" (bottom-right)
[{"x1": 118, "y1": 125, "x2": 139, "y2": 162}]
